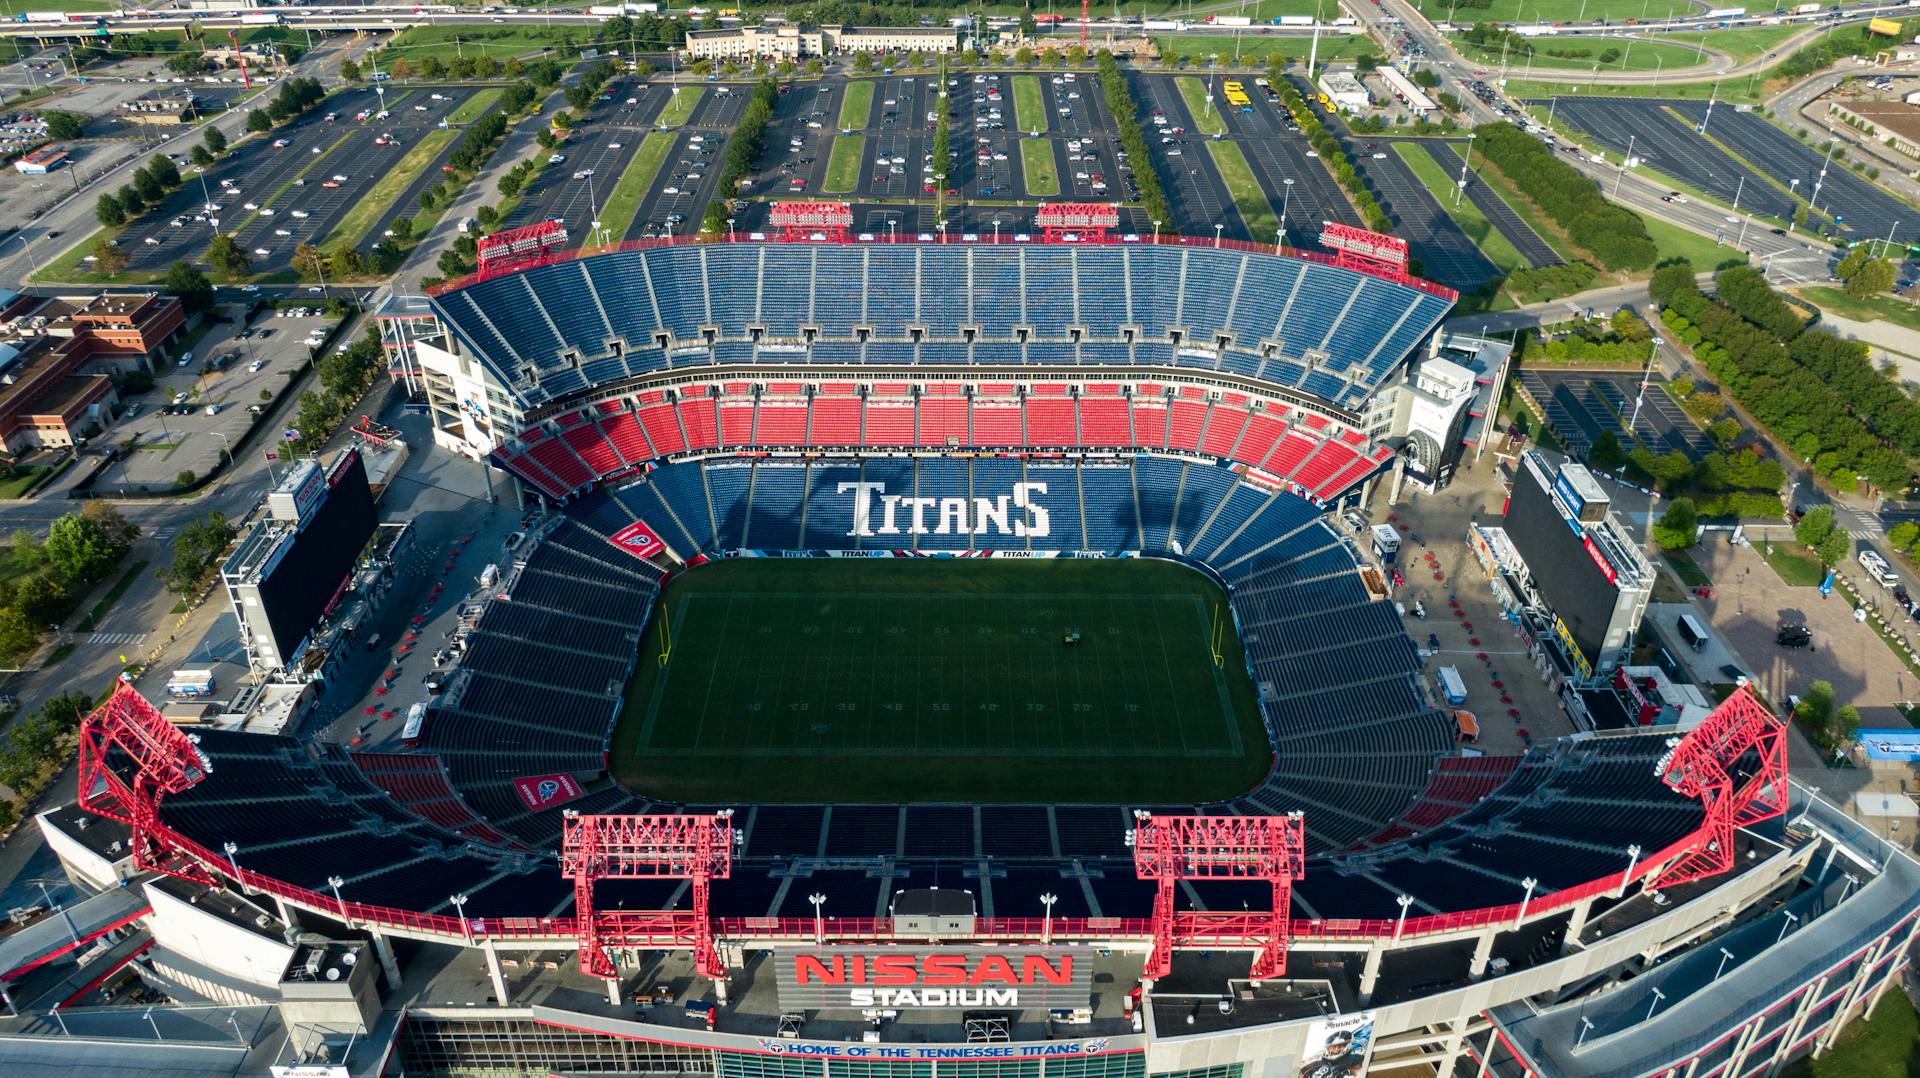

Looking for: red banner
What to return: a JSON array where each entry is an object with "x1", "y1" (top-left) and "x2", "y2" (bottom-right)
[
  {"x1": 608, "y1": 521, "x2": 666, "y2": 560},
  {"x1": 511, "y1": 773, "x2": 583, "y2": 811}
]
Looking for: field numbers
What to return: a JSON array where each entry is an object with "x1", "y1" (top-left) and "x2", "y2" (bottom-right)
[
  {"x1": 789, "y1": 702, "x2": 810, "y2": 712},
  {"x1": 1074, "y1": 703, "x2": 1094, "y2": 713},
  {"x1": 801, "y1": 625, "x2": 821, "y2": 636},
  {"x1": 1026, "y1": 702, "x2": 1048, "y2": 713},
  {"x1": 881, "y1": 702, "x2": 904, "y2": 712},
  {"x1": 978, "y1": 702, "x2": 1001, "y2": 712},
  {"x1": 929, "y1": 702, "x2": 952, "y2": 712},
  {"x1": 834, "y1": 702, "x2": 857, "y2": 712}
]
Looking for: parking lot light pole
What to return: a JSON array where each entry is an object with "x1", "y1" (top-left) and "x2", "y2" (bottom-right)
[
  {"x1": 1611, "y1": 133, "x2": 1633, "y2": 199},
  {"x1": 1213, "y1": 223, "x2": 1223, "y2": 248},
  {"x1": 1279, "y1": 178, "x2": 1294, "y2": 249},
  {"x1": 1455, "y1": 133, "x2": 1476, "y2": 208},
  {"x1": 10, "y1": 234, "x2": 40, "y2": 279}
]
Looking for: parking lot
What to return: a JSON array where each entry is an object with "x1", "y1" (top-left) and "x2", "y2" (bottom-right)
[
  {"x1": 1518, "y1": 368, "x2": 1715, "y2": 462},
  {"x1": 1348, "y1": 140, "x2": 1500, "y2": 289},
  {"x1": 89, "y1": 304, "x2": 340, "y2": 492},
  {"x1": 501, "y1": 77, "x2": 673, "y2": 238},
  {"x1": 1551, "y1": 98, "x2": 1919, "y2": 245},
  {"x1": 110, "y1": 84, "x2": 492, "y2": 275}
]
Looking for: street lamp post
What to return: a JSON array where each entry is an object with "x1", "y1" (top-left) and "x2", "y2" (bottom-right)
[
  {"x1": 1455, "y1": 132, "x2": 1476, "y2": 208},
  {"x1": 1515, "y1": 876, "x2": 1539, "y2": 926},
  {"x1": 1714, "y1": 947, "x2": 1735, "y2": 980},
  {"x1": 1645, "y1": 987, "x2": 1666, "y2": 1023},
  {"x1": 1152, "y1": 219, "x2": 1162, "y2": 243},
  {"x1": 10, "y1": 234, "x2": 40, "y2": 278},
  {"x1": 809, "y1": 893, "x2": 827, "y2": 944},
  {"x1": 144, "y1": 1008, "x2": 164, "y2": 1042},
  {"x1": 1393, "y1": 893, "x2": 1414, "y2": 941},
  {"x1": 1213, "y1": 222, "x2": 1223, "y2": 248},
  {"x1": 1040, "y1": 892, "x2": 1058, "y2": 946},
  {"x1": 450, "y1": 893, "x2": 471, "y2": 943},
  {"x1": 1279, "y1": 178, "x2": 1294, "y2": 249},
  {"x1": 1776, "y1": 910, "x2": 1799, "y2": 945},
  {"x1": 1621, "y1": 843, "x2": 1642, "y2": 895},
  {"x1": 1612, "y1": 133, "x2": 1634, "y2": 198},
  {"x1": 223, "y1": 841, "x2": 249, "y2": 894}
]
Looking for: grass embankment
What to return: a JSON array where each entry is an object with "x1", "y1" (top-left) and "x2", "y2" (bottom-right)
[
  {"x1": 1019, "y1": 138, "x2": 1059, "y2": 197},
  {"x1": 1174, "y1": 76, "x2": 1228, "y2": 138},
  {"x1": 1782, "y1": 994, "x2": 1920, "y2": 1078},
  {"x1": 824, "y1": 133, "x2": 866, "y2": 194},
  {"x1": 446, "y1": 87, "x2": 502, "y2": 125},
  {"x1": 1506, "y1": 76, "x2": 1767, "y2": 104},
  {"x1": 1204, "y1": 140, "x2": 1274, "y2": 239},
  {"x1": 1450, "y1": 35, "x2": 1705, "y2": 74},
  {"x1": 1394, "y1": 143, "x2": 1532, "y2": 275},
  {"x1": 1152, "y1": 34, "x2": 1380, "y2": 64},
  {"x1": 325, "y1": 130, "x2": 458, "y2": 248},
  {"x1": 595, "y1": 131, "x2": 677, "y2": 242},
  {"x1": 1011, "y1": 74, "x2": 1045, "y2": 134},
  {"x1": 1793, "y1": 286, "x2": 1920, "y2": 335},
  {"x1": 384, "y1": 24, "x2": 586, "y2": 64},
  {"x1": 837, "y1": 79, "x2": 873, "y2": 130}
]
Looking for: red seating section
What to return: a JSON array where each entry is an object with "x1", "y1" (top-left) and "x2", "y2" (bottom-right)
[
  {"x1": 1351, "y1": 755, "x2": 1523, "y2": 850},
  {"x1": 352, "y1": 752, "x2": 520, "y2": 847},
  {"x1": 497, "y1": 381, "x2": 1388, "y2": 504}
]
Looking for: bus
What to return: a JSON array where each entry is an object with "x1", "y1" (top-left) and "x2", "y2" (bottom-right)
[
  {"x1": 401, "y1": 703, "x2": 428, "y2": 748},
  {"x1": 1222, "y1": 80, "x2": 1253, "y2": 109}
]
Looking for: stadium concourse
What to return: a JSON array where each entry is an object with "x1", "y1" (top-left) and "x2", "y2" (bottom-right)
[{"x1": 17, "y1": 219, "x2": 1920, "y2": 1078}]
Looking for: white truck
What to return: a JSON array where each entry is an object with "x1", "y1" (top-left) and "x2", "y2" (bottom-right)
[{"x1": 239, "y1": 12, "x2": 282, "y2": 24}]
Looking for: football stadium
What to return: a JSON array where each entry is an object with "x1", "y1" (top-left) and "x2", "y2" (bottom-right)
[{"x1": 24, "y1": 210, "x2": 1920, "y2": 1078}]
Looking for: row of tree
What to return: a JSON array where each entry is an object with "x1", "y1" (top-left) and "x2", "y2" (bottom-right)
[
  {"x1": 0, "y1": 504, "x2": 141, "y2": 665},
  {"x1": 1267, "y1": 57, "x2": 1390, "y2": 233},
  {"x1": 1473, "y1": 122, "x2": 1656, "y2": 271},
  {"x1": 1096, "y1": 52, "x2": 1171, "y2": 228},
  {"x1": 1651, "y1": 262, "x2": 1914, "y2": 491},
  {"x1": 242, "y1": 75, "x2": 327, "y2": 135},
  {"x1": 289, "y1": 326, "x2": 387, "y2": 457},
  {"x1": 0, "y1": 691, "x2": 95, "y2": 835},
  {"x1": 93, "y1": 151, "x2": 183, "y2": 230},
  {"x1": 702, "y1": 78, "x2": 780, "y2": 234}
]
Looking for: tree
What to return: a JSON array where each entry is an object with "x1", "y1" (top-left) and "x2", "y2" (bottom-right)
[
  {"x1": 14, "y1": 573, "x2": 68, "y2": 626},
  {"x1": 389, "y1": 57, "x2": 416, "y2": 81},
  {"x1": 420, "y1": 55, "x2": 446, "y2": 79},
  {"x1": 165, "y1": 51, "x2": 207, "y2": 76},
  {"x1": 0, "y1": 608, "x2": 37, "y2": 664},
  {"x1": 206, "y1": 233, "x2": 251, "y2": 282},
  {"x1": 8, "y1": 530, "x2": 44, "y2": 576},
  {"x1": 1816, "y1": 526, "x2": 1851, "y2": 569},
  {"x1": 852, "y1": 52, "x2": 873, "y2": 73},
  {"x1": 95, "y1": 192, "x2": 126, "y2": 228},
  {"x1": 1839, "y1": 250, "x2": 1895, "y2": 299},
  {"x1": 1797, "y1": 680, "x2": 1836, "y2": 728},
  {"x1": 1795, "y1": 504, "x2": 1838, "y2": 552},
  {"x1": 1890, "y1": 520, "x2": 1920, "y2": 553},
  {"x1": 190, "y1": 144, "x2": 214, "y2": 168},
  {"x1": 1412, "y1": 68, "x2": 1439, "y2": 88},
  {"x1": 44, "y1": 512, "x2": 120, "y2": 585},
  {"x1": 1834, "y1": 704, "x2": 1862, "y2": 743},
  {"x1": 81, "y1": 502, "x2": 138, "y2": 555},
  {"x1": 162, "y1": 261, "x2": 214, "y2": 315},
  {"x1": 117, "y1": 183, "x2": 143, "y2": 216},
  {"x1": 1588, "y1": 429, "x2": 1626, "y2": 470},
  {"x1": 44, "y1": 111, "x2": 85, "y2": 140},
  {"x1": 91, "y1": 238, "x2": 129, "y2": 277},
  {"x1": 292, "y1": 241, "x2": 325, "y2": 279},
  {"x1": 476, "y1": 204, "x2": 500, "y2": 229},
  {"x1": 247, "y1": 109, "x2": 273, "y2": 134},
  {"x1": 1355, "y1": 54, "x2": 1379, "y2": 73},
  {"x1": 339, "y1": 57, "x2": 361, "y2": 81},
  {"x1": 175, "y1": 469, "x2": 197, "y2": 489},
  {"x1": 202, "y1": 125, "x2": 228, "y2": 156},
  {"x1": 390, "y1": 216, "x2": 413, "y2": 241},
  {"x1": 1652, "y1": 497, "x2": 1698, "y2": 550}
]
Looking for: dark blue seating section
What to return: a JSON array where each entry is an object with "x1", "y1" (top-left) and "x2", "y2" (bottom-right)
[{"x1": 434, "y1": 244, "x2": 1452, "y2": 412}]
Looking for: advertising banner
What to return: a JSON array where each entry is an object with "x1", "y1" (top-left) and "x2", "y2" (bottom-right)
[
  {"x1": 511, "y1": 773, "x2": 584, "y2": 811},
  {"x1": 774, "y1": 947, "x2": 1094, "y2": 1011},
  {"x1": 1297, "y1": 1011, "x2": 1375, "y2": 1078}
]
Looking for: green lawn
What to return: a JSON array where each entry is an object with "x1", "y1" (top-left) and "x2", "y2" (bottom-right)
[
  {"x1": 1451, "y1": 35, "x2": 1706, "y2": 73},
  {"x1": 656, "y1": 85, "x2": 702, "y2": 128},
  {"x1": 611, "y1": 557, "x2": 1267, "y2": 804},
  {"x1": 384, "y1": 23, "x2": 587, "y2": 63},
  {"x1": 0, "y1": 465, "x2": 45, "y2": 500},
  {"x1": 1205, "y1": 140, "x2": 1276, "y2": 240},
  {"x1": 322, "y1": 130, "x2": 454, "y2": 249},
  {"x1": 1394, "y1": 143, "x2": 1532, "y2": 275},
  {"x1": 1693, "y1": 23, "x2": 1809, "y2": 64},
  {"x1": 1154, "y1": 34, "x2": 1379, "y2": 65},
  {"x1": 1760, "y1": 541, "x2": 1827, "y2": 588},
  {"x1": 1012, "y1": 74, "x2": 1045, "y2": 134},
  {"x1": 15, "y1": 0, "x2": 119, "y2": 9},
  {"x1": 32, "y1": 225, "x2": 164, "y2": 286},
  {"x1": 599, "y1": 130, "x2": 676, "y2": 242},
  {"x1": 446, "y1": 87, "x2": 501, "y2": 125},
  {"x1": 1793, "y1": 286, "x2": 1920, "y2": 334},
  {"x1": 1783, "y1": 994, "x2": 1920, "y2": 1078},
  {"x1": 1664, "y1": 550, "x2": 1713, "y2": 588},
  {"x1": 824, "y1": 133, "x2": 865, "y2": 194},
  {"x1": 1469, "y1": 159, "x2": 1576, "y2": 265},
  {"x1": 1019, "y1": 137, "x2": 1059, "y2": 196},
  {"x1": 1642, "y1": 213, "x2": 1746, "y2": 270},
  {"x1": 1175, "y1": 76, "x2": 1228, "y2": 138},
  {"x1": 837, "y1": 79, "x2": 873, "y2": 130},
  {"x1": 1507, "y1": 78, "x2": 1767, "y2": 105}
]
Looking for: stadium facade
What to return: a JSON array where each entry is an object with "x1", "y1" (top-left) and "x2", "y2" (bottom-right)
[{"x1": 15, "y1": 226, "x2": 1919, "y2": 1078}]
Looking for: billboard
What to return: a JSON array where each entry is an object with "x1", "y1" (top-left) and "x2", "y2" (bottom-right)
[
  {"x1": 254, "y1": 451, "x2": 379, "y2": 666},
  {"x1": 1868, "y1": 16, "x2": 1902, "y2": 34},
  {"x1": 1297, "y1": 1011, "x2": 1375, "y2": 1077},
  {"x1": 609, "y1": 520, "x2": 667, "y2": 560},
  {"x1": 1503, "y1": 462, "x2": 1616, "y2": 668},
  {"x1": 1857, "y1": 729, "x2": 1920, "y2": 761},
  {"x1": 774, "y1": 947, "x2": 1094, "y2": 1010}
]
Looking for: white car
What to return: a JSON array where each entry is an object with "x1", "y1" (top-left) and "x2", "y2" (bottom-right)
[
  {"x1": 249, "y1": 360, "x2": 266, "y2": 372},
  {"x1": 274, "y1": 228, "x2": 292, "y2": 236},
  {"x1": 312, "y1": 147, "x2": 322, "y2": 154},
  {"x1": 290, "y1": 210, "x2": 310, "y2": 218},
  {"x1": 663, "y1": 186, "x2": 680, "y2": 195},
  {"x1": 259, "y1": 208, "x2": 275, "y2": 216},
  {"x1": 254, "y1": 247, "x2": 270, "y2": 256},
  {"x1": 143, "y1": 236, "x2": 161, "y2": 246},
  {"x1": 430, "y1": 93, "x2": 445, "y2": 100},
  {"x1": 608, "y1": 142, "x2": 622, "y2": 149},
  {"x1": 243, "y1": 202, "x2": 259, "y2": 210},
  {"x1": 549, "y1": 153, "x2": 565, "y2": 163},
  {"x1": 413, "y1": 104, "x2": 428, "y2": 111}
]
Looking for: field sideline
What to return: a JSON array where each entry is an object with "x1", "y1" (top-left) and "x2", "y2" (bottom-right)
[{"x1": 611, "y1": 558, "x2": 1268, "y2": 804}]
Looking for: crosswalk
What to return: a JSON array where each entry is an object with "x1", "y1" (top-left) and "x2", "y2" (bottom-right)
[
  {"x1": 1838, "y1": 506, "x2": 1883, "y2": 540},
  {"x1": 87, "y1": 632, "x2": 147, "y2": 647}
]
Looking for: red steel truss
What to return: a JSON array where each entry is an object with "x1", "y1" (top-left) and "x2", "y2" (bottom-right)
[
  {"x1": 1132, "y1": 812, "x2": 1305, "y2": 980},
  {"x1": 478, "y1": 220, "x2": 569, "y2": 269},
  {"x1": 769, "y1": 201, "x2": 852, "y2": 243},
  {"x1": 561, "y1": 811, "x2": 736, "y2": 981},
  {"x1": 1036, "y1": 202, "x2": 1119, "y2": 243},
  {"x1": 1320, "y1": 222, "x2": 1413, "y2": 278},
  {"x1": 1650, "y1": 687, "x2": 1789, "y2": 889},
  {"x1": 76, "y1": 681, "x2": 213, "y2": 879}
]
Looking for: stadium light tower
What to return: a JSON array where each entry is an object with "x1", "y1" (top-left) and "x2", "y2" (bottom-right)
[
  {"x1": 1040, "y1": 893, "x2": 1058, "y2": 946},
  {"x1": 809, "y1": 893, "x2": 827, "y2": 944},
  {"x1": 1131, "y1": 812, "x2": 1305, "y2": 980},
  {"x1": 1515, "y1": 877, "x2": 1539, "y2": 927},
  {"x1": 562, "y1": 811, "x2": 737, "y2": 983},
  {"x1": 450, "y1": 893, "x2": 472, "y2": 944},
  {"x1": 1213, "y1": 223, "x2": 1224, "y2": 248},
  {"x1": 327, "y1": 875, "x2": 349, "y2": 929},
  {"x1": 1393, "y1": 894, "x2": 1414, "y2": 941}
]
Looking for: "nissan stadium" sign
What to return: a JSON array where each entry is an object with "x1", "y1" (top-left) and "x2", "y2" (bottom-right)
[{"x1": 774, "y1": 948, "x2": 1095, "y2": 1010}]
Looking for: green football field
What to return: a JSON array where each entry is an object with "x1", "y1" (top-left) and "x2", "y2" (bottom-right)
[{"x1": 610, "y1": 558, "x2": 1268, "y2": 804}]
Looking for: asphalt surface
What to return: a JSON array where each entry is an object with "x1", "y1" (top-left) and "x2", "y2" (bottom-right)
[
  {"x1": 1520, "y1": 369, "x2": 1715, "y2": 463},
  {"x1": 498, "y1": 77, "x2": 669, "y2": 238},
  {"x1": 113, "y1": 83, "x2": 490, "y2": 274},
  {"x1": 1424, "y1": 141, "x2": 1562, "y2": 269},
  {"x1": 1550, "y1": 98, "x2": 1919, "y2": 245},
  {"x1": 1208, "y1": 75, "x2": 1362, "y2": 242},
  {"x1": 1345, "y1": 134, "x2": 1500, "y2": 289}
]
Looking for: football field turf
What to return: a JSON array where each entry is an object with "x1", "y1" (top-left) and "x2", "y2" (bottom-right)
[{"x1": 611, "y1": 558, "x2": 1268, "y2": 803}]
